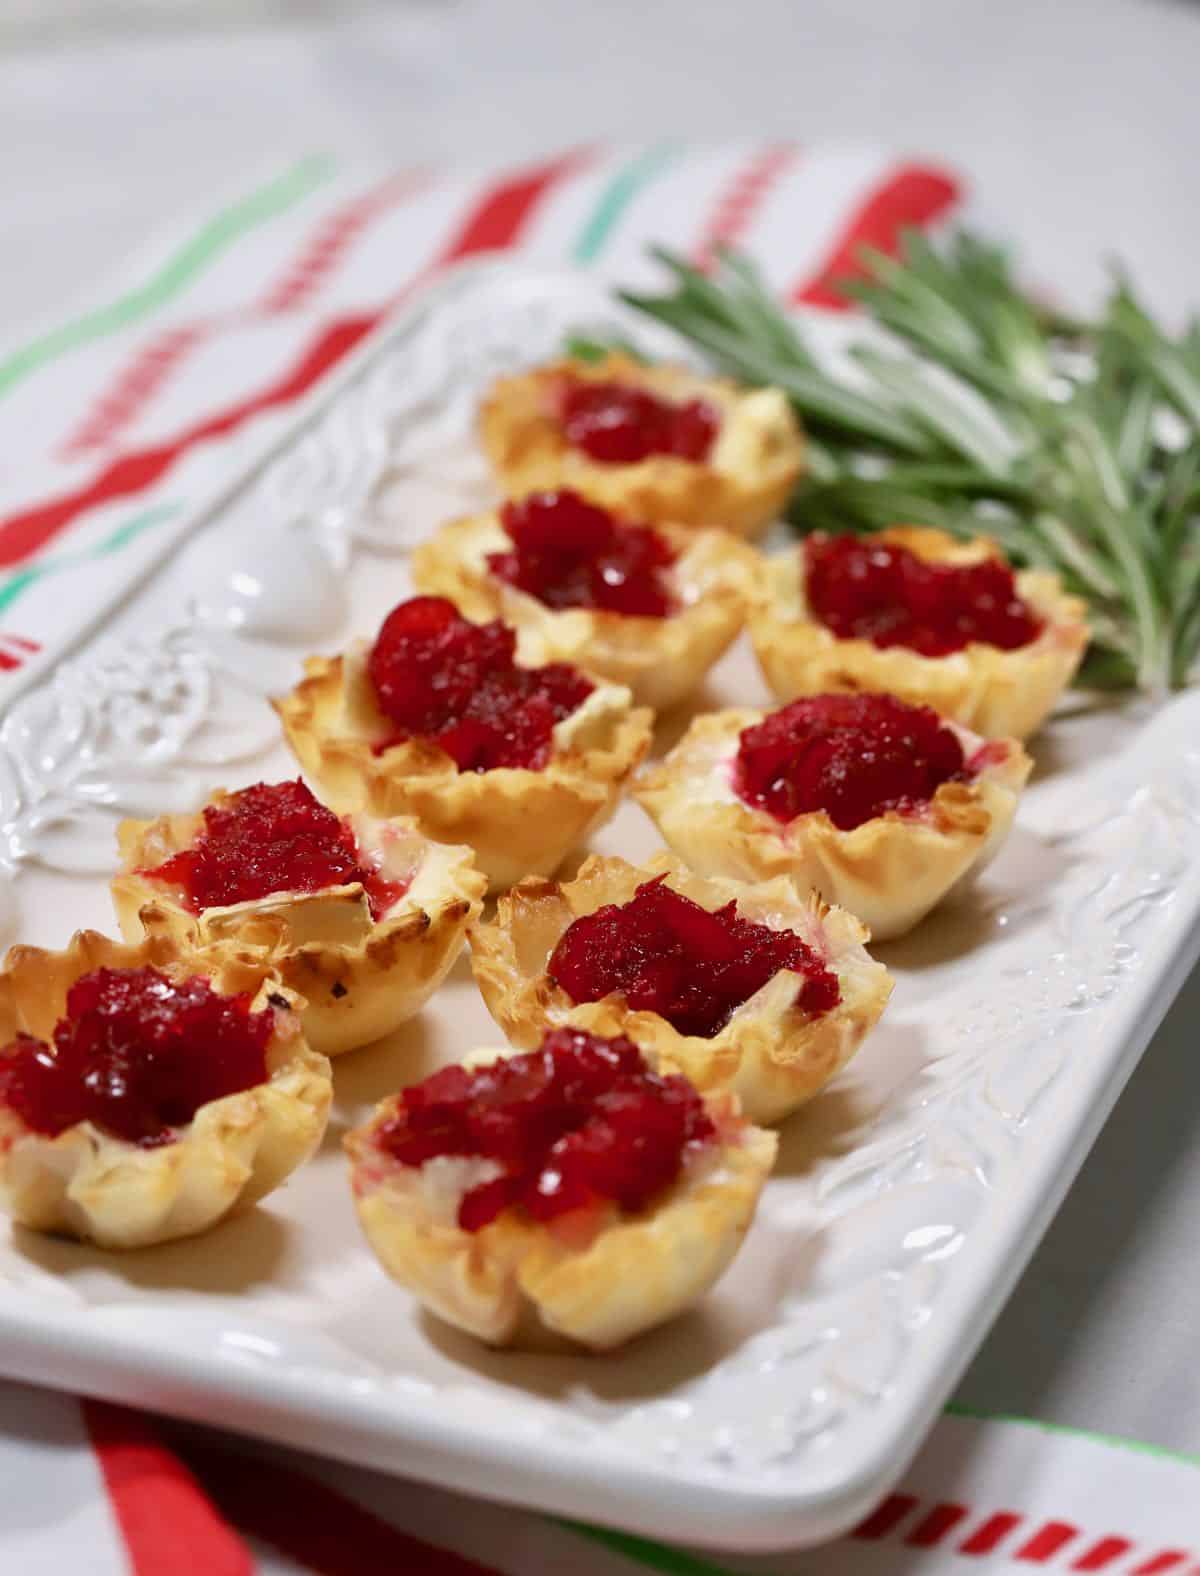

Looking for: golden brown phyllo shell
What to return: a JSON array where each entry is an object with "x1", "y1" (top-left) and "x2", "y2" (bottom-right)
[
  {"x1": 636, "y1": 707, "x2": 1032, "y2": 940},
  {"x1": 749, "y1": 526, "x2": 1090, "y2": 740},
  {"x1": 411, "y1": 511, "x2": 759, "y2": 711},
  {"x1": 112, "y1": 805, "x2": 485, "y2": 1057},
  {"x1": 480, "y1": 353, "x2": 804, "y2": 538},
  {"x1": 0, "y1": 928, "x2": 330, "y2": 1249},
  {"x1": 273, "y1": 643, "x2": 652, "y2": 894},
  {"x1": 346, "y1": 1064, "x2": 775, "y2": 1350},
  {"x1": 469, "y1": 854, "x2": 893, "y2": 1125}
]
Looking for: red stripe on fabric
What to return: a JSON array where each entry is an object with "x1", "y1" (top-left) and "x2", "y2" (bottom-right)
[
  {"x1": 693, "y1": 144, "x2": 797, "y2": 270},
  {"x1": 62, "y1": 326, "x2": 206, "y2": 456},
  {"x1": 0, "y1": 314, "x2": 379, "y2": 568},
  {"x1": 1131, "y1": 1555, "x2": 1191, "y2": 1575},
  {"x1": 905, "y1": 1502, "x2": 968, "y2": 1547},
  {"x1": 960, "y1": 1512, "x2": 1024, "y2": 1554},
  {"x1": 7, "y1": 150, "x2": 585, "y2": 569},
  {"x1": 259, "y1": 170, "x2": 429, "y2": 314},
  {"x1": 790, "y1": 163, "x2": 961, "y2": 310},
  {"x1": 61, "y1": 173, "x2": 426, "y2": 456},
  {"x1": 386, "y1": 149, "x2": 590, "y2": 315},
  {"x1": 82, "y1": 1402, "x2": 251, "y2": 1576},
  {"x1": 1017, "y1": 1522, "x2": 1079, "y2": 1562},
  {"x1": 180, "y1": 1440, "x2": 501, "y2": 1576},
  {"x1": 434, "y1": 148, "x2": 590, "y2": 264},
  {"x1": 0, "y1": 651, "x2": 22, "y2": 671},
  {"x1": 1071, "y1": 1538, "x2": 1134, "y2": 1570},
  {"x1": 3, "y1": 634, "x2": 40, "y2": 651},
  {"x1": 853, "y1": 1493, "x2": 919, "y2": 1539}
]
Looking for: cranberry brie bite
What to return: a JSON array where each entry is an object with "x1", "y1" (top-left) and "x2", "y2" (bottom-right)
[
  {"x1": 637, "y1": 694, "x2": 1032, "y2": 941},
  {"x1": 750, "y1": 526, "x2": 1089, "y2": 739},
  {"x1": 480, "y1": 354, "x2": 803, "y2": 539},
  {"x1": 0, "y1": 931, "x2": 330, "y2": 1248},
  {"x1": 345, "y1": 1026, "x2": 775, "y2": 1349},
  {"x1": 273, "y1": 597, "x2": 652, "y2": 893},
  {"x1": 470, "y1": 855, "x2": 891, "y2": 1125},
  {"x1": 112, "y1": 779, "x2": 485, "y2": 1058},
  {"x1": 412, "y1": 490, "x2": 759, "y2": 711}
]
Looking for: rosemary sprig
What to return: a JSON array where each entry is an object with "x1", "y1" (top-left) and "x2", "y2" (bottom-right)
[{"x1": 611, "y1": 235, "x2": 1200, "y2": 695}]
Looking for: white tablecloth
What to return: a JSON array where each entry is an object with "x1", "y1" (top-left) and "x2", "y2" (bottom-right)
[{"x1": 2, "y1": 0, "x2": 1198, "y2": 1461}]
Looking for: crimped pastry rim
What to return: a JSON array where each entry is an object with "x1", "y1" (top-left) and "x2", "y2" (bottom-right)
[
  {"x1": 634, "y1": 704, "x2": 1033, "y2": 940},
  {"x1": 111, "y1": 803, "x2": 487, "y2": 1057},
  {"x1": 273, "y1": 649, "x2": 652, "y2": 802},
  {"x1": 469, "y1": 853, "x2": 893, "y2": 1124},
  {"x1": 478, "y1": 353, "x2": 805, "y2": 537},
  {"x1": 0, "y1": 927, "x2": 332, "y2": 1247},
  {"x1": 410, "y1": 513, "x2": 761, "y2": 710},
  {"x1": 636, "y1": 703, "x2": 1033, "y2": 845},
  {"x1": 345, "y1": 1073, "x2": 777, "y2": 1350},
  {"x1": 748, "y1": 526, "x2": 1091, "y2": 740}
]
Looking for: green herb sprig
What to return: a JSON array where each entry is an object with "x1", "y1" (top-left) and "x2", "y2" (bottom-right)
[{"x1": 596, "y1": 235, "x2": 1200, "y2": 694}]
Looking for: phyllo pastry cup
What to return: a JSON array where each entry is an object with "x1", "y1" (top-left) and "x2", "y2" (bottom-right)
[
  {"x1": 0, "y1": 929, "x2": 330, "y2": 1249},
  {"x1": 345, "y1": 1029, "x2": 776, "y2": 1350},
  {"x1": 480, "y1": 353, "x2": 804, "y2": 539},
  {"x1": 274, "y1": 628, "x2": 652, "y2": 895},
  {"x1": 750, "y1": 526, "x2": 1090, "y2": 740},
  {"x1": 411, "y1": 501, "x2": 759, "y2": 712},
  {"x1": 112, "y1": 793, "x2": 485, "y2": 1058},
  {"x1": 636, "y1": 700, "x2": 1032, "y2": 941},
  {"x1": 469, "y1": 854, "x2": 893, "y2": 1126}
]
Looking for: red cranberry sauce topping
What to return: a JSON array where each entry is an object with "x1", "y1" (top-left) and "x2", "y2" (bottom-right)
[
  {"x1": 547, "y1": 875, "x2": 839, "y2": 1039},
  {"x1": 736, "y1": 694, "x2": 970, "y2": 831},
  {"x1": 804, "y1": 534, "x2": 1043, "y2": 656},
  {"x1": 0, "y1": 967, "x2": 276, "y2": 1148},
  {"x1": 559, "y1": 376, "x2": 719, "y2": 465},
  {"x1": 375, "y1": 1027, "x2": 715, "y2": 1231},
  {"x1": 146, "y1": 779, "x2": 408, "y2": 921},
  {"x1": 366, "y1": 597, "x2": 594, "y2": 773},
  {"x1": 489, "y1": 490, "x2": 678, "y2": 618}
]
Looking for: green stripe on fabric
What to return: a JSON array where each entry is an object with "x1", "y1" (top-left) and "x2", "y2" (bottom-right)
[
  {"x1": 94, "y1": 506, "x2": 179, "y2": 553},
  {"x1": 561, "y1": 1408, "x2": 1200, "y2": 1575},
  {"x1": 571, "y1": 144, "x2": 680, "y2": 264},
  {"x1": 945, "y1": 1403, "x2": 1200, "y2": 1468},
  {"x1": 0, "y1": 501, "x2": 181, "y2": 614},
  {"x1": 562, "y1": 1521, "x2": 735, "y2": 1576},
  {"x1": 0, "y1": 156, "x2": 336, "y2": 400},
  {"x1": 0, "y1": 570, "x2": 37, "y2": 617}
]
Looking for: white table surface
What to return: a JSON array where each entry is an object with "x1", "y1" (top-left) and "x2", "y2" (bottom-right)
[{"x1": 2, "y1": 0, "x2": 1198, "y2": 1455}]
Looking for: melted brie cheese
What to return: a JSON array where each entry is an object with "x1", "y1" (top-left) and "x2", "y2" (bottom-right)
[
  {"x1": 711, "y1": 387, "x2": 795, "y2": 476},
  {"x1": 551, "y1": 678, "x2": 634, "y2": 753}
]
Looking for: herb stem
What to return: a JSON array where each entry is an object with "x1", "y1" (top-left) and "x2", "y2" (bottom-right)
[{"x1": 610, "y1": 235, "x2": 1200, "y2": 696}]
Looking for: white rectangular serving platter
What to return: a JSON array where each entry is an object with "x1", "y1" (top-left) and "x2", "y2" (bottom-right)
[{"x1": 0, "y1": 260, "x2": 1197, "y2": 1552}]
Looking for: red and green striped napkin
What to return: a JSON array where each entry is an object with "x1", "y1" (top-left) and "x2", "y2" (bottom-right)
[
  {"x1": 8, "y1": 1382, "x2": 1196, "y2": 1573},
  {"x1": 0, "y1": 142, "x2": 961, "y2": 698},
  {"x1": 1, "y1": 146, "x2": 1198, "y2": 1568}
]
